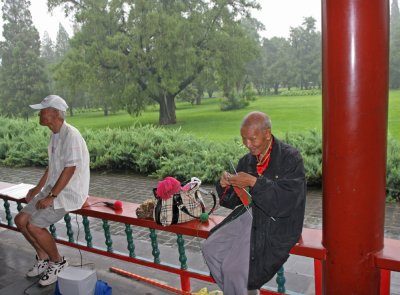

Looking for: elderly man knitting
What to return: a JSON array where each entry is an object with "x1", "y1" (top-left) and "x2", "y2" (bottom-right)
[{"x1": 202, "y1": 111, "x2": 306, "y2": 295}]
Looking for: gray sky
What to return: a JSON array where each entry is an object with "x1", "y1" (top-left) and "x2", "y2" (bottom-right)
[
  {"x1": 252, "y1": 0, "x2": 321, "y2": 38},
  {"x1": 29, "y1": 0, "x2": 321, "y2": 41}
]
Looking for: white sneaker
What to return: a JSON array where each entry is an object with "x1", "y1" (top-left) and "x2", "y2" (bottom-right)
[
  {"x1": 26, "y1": 256, "x2": 49, "y2": 278},
  {"x1": 39, "y1": 257, "x2": 68, "y2": 286}
]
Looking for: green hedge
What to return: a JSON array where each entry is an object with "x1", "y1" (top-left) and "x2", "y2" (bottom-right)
[
  {"x1": 0, "y1": 117, "x2": 399, "y2": 200},
  {"x1": 387, "y1": 137, "x2": 400, "y2": 201}
]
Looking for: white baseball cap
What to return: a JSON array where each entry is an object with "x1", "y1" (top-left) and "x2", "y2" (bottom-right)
[{"x1": 30, "y1": 95, "x2": 69, "y2": 112}]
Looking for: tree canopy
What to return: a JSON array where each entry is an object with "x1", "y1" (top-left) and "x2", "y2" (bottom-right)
[
  {"x1": 49, "y1": 0, "x2": 261, "y2": 124},
  {"x1": 0, "y1": 0, "x2": 49, "y2": 119}
]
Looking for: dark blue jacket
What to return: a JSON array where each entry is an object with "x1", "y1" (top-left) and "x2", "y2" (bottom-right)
[{"x1": 212, "y1": 136, "x2": 306, "y2": 289}]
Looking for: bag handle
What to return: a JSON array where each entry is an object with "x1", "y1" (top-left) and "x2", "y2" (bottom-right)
[{"x1": 176, "y1": 190, "x2": 217, "y2": 221}]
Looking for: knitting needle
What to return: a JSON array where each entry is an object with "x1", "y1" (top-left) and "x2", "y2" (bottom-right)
[
  {"x1": 229, "y1": 160, "x2": 252, "y2": 218},
  {"x1": 229, "y1": 160, "x2": 238, "y2": 174}
]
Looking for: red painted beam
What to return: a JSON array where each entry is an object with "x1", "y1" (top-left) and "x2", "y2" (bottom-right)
[{"x1": 322, "y1": 0, "x2": 389, "y2": 293}]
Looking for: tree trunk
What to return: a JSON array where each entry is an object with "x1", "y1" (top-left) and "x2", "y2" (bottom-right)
[
  {"x1": 273, "y1": 82, "x2": 279, "y2": 95},
  {"x1": 103, "y1": 105, "x2": 109, "y2": 116},
  {"x1": 195, "y1": 95, "x2": 202, "y2": 105},
  {"x1": 158, "y1": 93, "x2": 176, "y2": 125}
]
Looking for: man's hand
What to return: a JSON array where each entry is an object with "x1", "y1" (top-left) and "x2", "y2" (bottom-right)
[
  {"x1": 35, "y1": 196, "x2": 54, "y2": 209},
  {"x1": 25, "y1": 186, "x2": 41, "y2": 203},
  {"x1": 227, "y1": 172, "x2": 257, "y2": 188},
  {"x1": 220, "y1": 171, "x2": 232, "y2": 188}
]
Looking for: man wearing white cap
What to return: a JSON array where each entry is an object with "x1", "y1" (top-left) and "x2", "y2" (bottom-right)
[{"x1": 14, "y1": 95, "x2": 90, "y2": 286}]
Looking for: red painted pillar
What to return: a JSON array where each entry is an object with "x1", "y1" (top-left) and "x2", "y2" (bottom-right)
[{"x1": 322, "y1": 0, "x2": 389, "y2": 293}]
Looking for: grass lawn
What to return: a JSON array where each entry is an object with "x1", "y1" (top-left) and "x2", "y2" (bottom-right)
[{"x1": 67, "y1": 91, "x2": 400, "y2": 143}]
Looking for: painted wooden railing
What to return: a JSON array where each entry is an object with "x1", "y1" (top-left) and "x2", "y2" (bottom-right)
[{"x1": 0, "y1": 181, "x2": 398, "y2": 294}]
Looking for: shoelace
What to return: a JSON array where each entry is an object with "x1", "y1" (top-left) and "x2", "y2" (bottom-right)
[{"x1": 46, "y1": 263, "x2": 56, "y2": 273}]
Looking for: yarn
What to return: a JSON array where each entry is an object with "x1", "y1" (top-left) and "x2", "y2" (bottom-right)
[
  {"x1": 156, "y1": 176, "x2": 181, "y2": 200},
  {"x1": 199, "y1": 212, "x2": 209, "y2": 223}
]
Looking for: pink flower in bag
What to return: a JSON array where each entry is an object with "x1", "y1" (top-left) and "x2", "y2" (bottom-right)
[{"x1": 156, "y1": 177, "x2": 181, "y2": 200}]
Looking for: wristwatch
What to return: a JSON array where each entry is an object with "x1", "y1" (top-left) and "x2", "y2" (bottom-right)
[{"x1": 48, "y1": 192, "x2": 57, "y2": 198}]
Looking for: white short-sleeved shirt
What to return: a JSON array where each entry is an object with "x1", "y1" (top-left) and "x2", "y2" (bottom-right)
[{"x1": 43, "y1": 122, "x2": 90, "y2": 211}]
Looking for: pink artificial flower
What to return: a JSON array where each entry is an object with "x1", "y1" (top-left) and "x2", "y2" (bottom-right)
[{"x1": 156, "y1": 177, "x2": 181, "y2": 200}]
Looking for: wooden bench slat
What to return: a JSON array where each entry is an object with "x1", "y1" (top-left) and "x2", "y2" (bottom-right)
[
  {"x1": 76, "y1": 196, "x2": 225, "y2": 238},
  {"x1": 291, "y1": 228, "x2": 326, "y2": 260},
  {"x1": 375, "y1": 238, "x2": 400, "y2": 271}
]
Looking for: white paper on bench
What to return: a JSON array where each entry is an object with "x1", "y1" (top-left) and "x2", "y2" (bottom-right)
[{"x1": 0, "y1": 183, "x2": 35, "y2": 200}]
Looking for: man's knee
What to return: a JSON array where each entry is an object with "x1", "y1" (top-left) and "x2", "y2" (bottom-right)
[
  {"x1": 14, "y1": 212, "x2": 29, "y2": 230},
  {"x1": 223, "y1": 264, "x2": 247, "y2": 279}
]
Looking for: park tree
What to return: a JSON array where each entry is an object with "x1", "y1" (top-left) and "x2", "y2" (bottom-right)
[
  {"x1": 52, "y1": 48, "x2": 91, "y2": 116},
  {"x1": 204, "y1": 70, "x2": 219, "y2": 99},
  {"x1": 289, "y1": 17, "x2": 321, "y2": 89},
  {"x1": 246, "y1": 47, "x2": 268, "y2": 95},
  {"x1": 55, "y1": 23, "x2": 70, "y2": 61},
  {"x1": 41, "y1": 24, "x2": 71, "y2": 97},
  {"x1": 52, "y1": 0, "x2": 131, "y2": 116},
  {"x1": 239, "y1": 16, "x2": 263, "y2": 94},
  {"x1": 216, "y1": 16, "x2": 261, "y2": 101},
  {"x1": 260, "y1": 37, "x2": 292, "y2": 94},
  {"x1": 41, "y1": 31, "x2": 56, "y2": 65},
  {"x1": 48, "y1": 0, "x2": 260, "y2": 125},
  {"x1": 41, "y1": 31, "x2": 57, "y2": 93},
  {"x1": 0, "y1": 0, "x2": 49, "y2": 119},
  {"x1": 390, "y1": 0, "x2": 400, "y2": 89},
  {"x1": 192, "y1": 68, "x2": 219, "y2": 104},
  {"x1": 191, "y1": 67, "x2": 219, "y2": 99}
]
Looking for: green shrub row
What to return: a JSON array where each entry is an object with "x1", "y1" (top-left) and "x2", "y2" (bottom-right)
[
  {"x1": 0, "y1": 117, "x2": 398, "y2": 200},
  {"x1": 0, "y1": 117, "x2": 246, "y2": 183},
  {"x1": 387, "y1": 137, "x2": 400, "y2": 201}
]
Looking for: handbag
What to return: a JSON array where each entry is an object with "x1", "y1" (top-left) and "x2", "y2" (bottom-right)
[{"x1": 153, "y1": 177, "x2": 217, "y2": 226}]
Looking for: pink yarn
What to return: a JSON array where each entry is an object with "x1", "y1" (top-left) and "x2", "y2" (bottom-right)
[{"x1": 156, "y1": 177, "x2": 181, "y2": 200}]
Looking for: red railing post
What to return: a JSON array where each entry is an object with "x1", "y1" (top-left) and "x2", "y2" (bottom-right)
[
  {"x1": 314, "y1": 259, "x2": 322, "y2": 295},
  {"x1": 180, "y1": 274, "x2": 191, "y2": 292},
  {"x1": 380, "y1": 269, "x2": 390, "y2": 295},
  {"x1": 322, "y1": 0, "x2": 389, "y2": 293}
]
